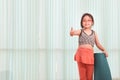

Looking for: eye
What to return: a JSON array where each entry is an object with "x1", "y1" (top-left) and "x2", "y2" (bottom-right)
[
  {"x1": 83, "y1": 20, "x2": 86, "y2": 22},
  {"x1": 88, "y1": 20, "x2": 92, "y2": 22}
]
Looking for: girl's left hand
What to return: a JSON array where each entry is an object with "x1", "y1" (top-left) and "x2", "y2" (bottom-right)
[{"x1": 103, "y1": 50, "x2": 108, "y2": 57}]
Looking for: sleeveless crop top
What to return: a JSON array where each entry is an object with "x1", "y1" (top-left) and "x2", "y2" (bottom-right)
[{"x1": 79, "y1": 29, "x2": 95, "y2": 47}]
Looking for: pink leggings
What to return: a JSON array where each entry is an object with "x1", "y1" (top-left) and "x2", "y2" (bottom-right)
[{"x1": 77, "y1": 62, "x2": 94, "y2": 80}]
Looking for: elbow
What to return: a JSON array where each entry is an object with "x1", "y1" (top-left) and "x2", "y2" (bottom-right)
[{"x1": 96, "y1": 43, "x2": 104, "y2": 51}]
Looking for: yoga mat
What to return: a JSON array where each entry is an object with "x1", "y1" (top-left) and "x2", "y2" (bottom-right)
[{"x1": 94, "y1": 53, "x2": 112, "y2": 80}]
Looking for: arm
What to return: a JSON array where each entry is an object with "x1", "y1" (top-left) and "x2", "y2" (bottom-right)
[
  {"x1": 95, "y1": 32, "x2": 108, "y2": 57},
  {"x1": 70, "y1": 27, "x2": 81, "y2": 36}
]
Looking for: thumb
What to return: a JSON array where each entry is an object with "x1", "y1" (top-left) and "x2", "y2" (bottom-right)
[{"x1": 71, "y1": 27, "x2": 73, "y2": 30}]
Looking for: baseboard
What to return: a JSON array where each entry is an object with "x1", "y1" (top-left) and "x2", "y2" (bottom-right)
[{"x1": 112, "y1": 78, "x2": 120, "y2": 80}]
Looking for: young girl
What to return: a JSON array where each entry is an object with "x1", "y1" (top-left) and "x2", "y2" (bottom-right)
[{"x1": 70, "y1": 13, "x2": 108, "y2": 80}]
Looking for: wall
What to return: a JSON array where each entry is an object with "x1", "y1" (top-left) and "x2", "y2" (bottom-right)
[{"x1": 0, "y1": 0, "x2": 120, "y2": 80}]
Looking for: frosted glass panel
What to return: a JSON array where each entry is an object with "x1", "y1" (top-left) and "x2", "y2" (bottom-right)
[{"x1": 0, "y1": 0, "x2": 39, "y2": 80}]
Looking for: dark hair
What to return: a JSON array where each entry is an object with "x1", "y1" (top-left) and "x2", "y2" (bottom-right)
[{"x1": 80, "y1": 13, "x2": 94, "y2": 28}]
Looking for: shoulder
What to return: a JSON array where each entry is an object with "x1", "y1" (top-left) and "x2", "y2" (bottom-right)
[
  {"x1": 93, "y1": 30, "x2": 99, "y2": 38},
  {"x1": 91, "y1": 29, "x2": 95, "y2": 32},
  {"x1": 91, "y1": 29, "x2": 96, "y2": 34},
  {"x1": 91, "y1": 30, "x2": 98, "y2": 37}
]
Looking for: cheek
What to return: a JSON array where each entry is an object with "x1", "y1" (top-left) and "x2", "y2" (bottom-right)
[
  {"x1": 89, "y1": 21, "x2": 93, "y2": 25},
  {"x1": 82, "y1": 22, "x2": 86, "y2": 25},
  {"x1": 91, "y1": 22, "x2": 94, "y2": 25}
]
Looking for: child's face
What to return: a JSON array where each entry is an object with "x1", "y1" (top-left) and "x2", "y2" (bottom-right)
[{"x1": 82, "y1": 15, "x2": 93, "y2": 29}]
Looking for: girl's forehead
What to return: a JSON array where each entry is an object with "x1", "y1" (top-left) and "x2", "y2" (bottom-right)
[{"x1": 83, "y1": 15, "x2": 91, "y2": 19}]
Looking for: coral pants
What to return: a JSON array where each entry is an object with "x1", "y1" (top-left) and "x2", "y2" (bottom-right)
[{"x1": 77, "y1": 62, "x2": 94, "y2": 80}]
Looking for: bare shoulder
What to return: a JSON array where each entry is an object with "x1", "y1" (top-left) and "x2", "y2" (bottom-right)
[
  {"x1": 94, "y1": 31, "x2": 99, "y2": 39},
  {"x1": 92, "y1": 30, "x2": 97, "y2": 35}
]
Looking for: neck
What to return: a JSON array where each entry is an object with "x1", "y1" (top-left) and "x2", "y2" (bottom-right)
[{"x1": 83, "y1": 28, "x2": 91, "y2": 31}]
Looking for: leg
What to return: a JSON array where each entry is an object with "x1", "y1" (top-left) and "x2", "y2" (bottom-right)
[
  {"x1": 86, "y1": 64, "x2": 94, "y2": 80},
  {"x1": 77, "y1": 62, "x2": 87, "y2": 80}
]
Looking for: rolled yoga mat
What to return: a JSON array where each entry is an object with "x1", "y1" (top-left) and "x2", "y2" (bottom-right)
[{"x1": 94, "y1": 53, "x2": 112, "y2": 80}]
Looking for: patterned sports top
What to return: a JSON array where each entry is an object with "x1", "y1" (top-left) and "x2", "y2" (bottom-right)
[{"x1": 79, "y1": 29, "x2": 95, "y2": 47}]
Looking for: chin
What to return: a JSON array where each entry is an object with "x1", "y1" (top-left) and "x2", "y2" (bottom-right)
[{"x1": 84, "y1": 27, "x2": 91, "y2": 29}]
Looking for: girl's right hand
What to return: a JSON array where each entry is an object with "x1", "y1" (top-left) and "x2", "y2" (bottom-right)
[{"x1": 70, "y1": 27, "x2": 81, "y2": 36}]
